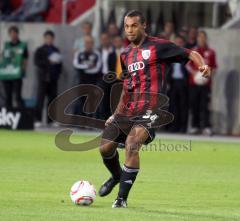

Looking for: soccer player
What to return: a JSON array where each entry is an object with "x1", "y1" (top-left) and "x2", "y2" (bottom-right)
[{"x1": 98, "y1": 10, "x2": 211, "y2": 208}]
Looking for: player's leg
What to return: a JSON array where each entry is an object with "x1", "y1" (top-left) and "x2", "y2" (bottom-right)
[
  {"x1": 98, "y1": 124, "x2": 122, "y2": 197},
  {"x1": 113, "y1": 125, "x2": 149, "y2": 208},
  {"x1": 99, "y1": 139, "x2": 121, "y2": 181}
]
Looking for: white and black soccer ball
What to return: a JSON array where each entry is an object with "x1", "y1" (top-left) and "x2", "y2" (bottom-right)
[{"x1": 70, "y1": 180, "x2": 96, "y2": 206}]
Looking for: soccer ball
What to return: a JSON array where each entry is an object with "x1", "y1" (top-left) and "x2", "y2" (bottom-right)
[{"x1": 70, "y1": 180, "x2": 96, "y2": 206}]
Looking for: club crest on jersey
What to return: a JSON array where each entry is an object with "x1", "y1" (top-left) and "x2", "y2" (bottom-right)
[{"x1": 142, "y1": 49, "x2": 151, "y2": 60}]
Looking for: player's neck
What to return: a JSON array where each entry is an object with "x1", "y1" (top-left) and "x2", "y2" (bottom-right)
[{"x1": 131, "y1": 34, "x2": 147, "y2": 48}]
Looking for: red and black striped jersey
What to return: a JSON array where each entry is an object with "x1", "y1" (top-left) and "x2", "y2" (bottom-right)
[{"x1": 118, "y1": 36, "x2": 191, "y2": 116}]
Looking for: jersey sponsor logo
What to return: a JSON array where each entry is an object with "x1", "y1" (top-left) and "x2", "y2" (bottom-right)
[
  {"x1": 128, "y1": 61, "x2": 145, "y2": 72},
  {"x1": 141, "y1": 49, "x2": 151, "y2": 60}
]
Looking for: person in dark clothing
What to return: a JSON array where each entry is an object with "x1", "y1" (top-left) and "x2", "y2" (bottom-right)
[
  {"x1": 186, "y1": 26, "x2": 198, "y2": 49},
  {"x1": 187, "y1": 31, "x2": 217, "y2": 135},
  {"x1": 167, "y1": 35, "x2": 189, "y2": 133},
  {"x1": 34, "y1": 30, "x2": 62, "y2": 127},
  {"x1": 73, "y1": 35, "x2": 101, "y2": 117},
  {"x1": 112, "y1": 35, "x2": 125, "y2": 79},
  {"x1": 0, "y1": 26, "x2": 28, "y2": 108},
  {"x1": 97, "y1": 33, "x2": 117, "y2": 120}
]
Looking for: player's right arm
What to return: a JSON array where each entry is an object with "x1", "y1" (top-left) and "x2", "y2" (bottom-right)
[
  {"x1": 188, "y1": 50, "x2": 211, "y2": 78},
  {"x1": 105, "y1": 88, "x2": 126, "y2": 126},
  {"x1": 157, "y1": 40, "x2": 211, "y2": 78}
]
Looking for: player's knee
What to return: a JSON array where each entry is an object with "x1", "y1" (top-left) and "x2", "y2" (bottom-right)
[
  {"x1": 125, "y1": 138, "x2": 141, "y2": 157},
  {"x1": 99, "y1": 140, "x2": 115, "y2": 157},
  {"x1": 125, "y1": 146, "x2": 139, "y2": 162},
  {"x1": 99, "y1": 144, "x2": 108, "y2": 156}
]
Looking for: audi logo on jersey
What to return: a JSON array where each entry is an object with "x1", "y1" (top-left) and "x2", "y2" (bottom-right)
[{"x1": 128, "y1": 61, "x2": 145, "y2": 72}]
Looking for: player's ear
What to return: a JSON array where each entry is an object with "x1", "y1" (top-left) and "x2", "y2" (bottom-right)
[
  {"x1": 142, "y1": 23, "x2": 147, "y2": 30},
  {"x1": 143, "y1": 22, "x2": 147, "y2": 30}
]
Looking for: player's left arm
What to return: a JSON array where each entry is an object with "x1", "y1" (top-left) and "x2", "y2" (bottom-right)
[
  {"x1": 188, "y1": 50, "x2": 211, "y2": 78},
  {"x1": 157, "y1": 40, "x2": 211, "y2": 78}
]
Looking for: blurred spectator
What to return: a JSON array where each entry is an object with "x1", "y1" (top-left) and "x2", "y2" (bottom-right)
[
  {"x1": 6, "y1": 0, "x2": 49, "y2": 22},
  {"x1": 73, "y1": 35, "x2": 101, "y2": 117},
  {"x1": 186, "y1": 26, "x2": 198, "y2": 49},
  {"x1": 187, "y1": 31, "x2": 217, "y2": 135},
  {"x1": 178, "y1": 26, "x2": 188, "y2": 40},
  {"x1": 34, "y1": 30, "x2": 62, "y2": 127},
  {"x1": 107, "y1": 23, "x2": 120, "y2": 42},
  {"x1": 167, "y1": 35, "x2": 189, "y2": 133},
  {"x1": 157, "y1": 32, "x2": 168, "y2": 40},
  {"x1": 97, "y1": 33, "x2": 117, "y2": 119},
  {"x1": 73, "y1": 21, "x2": 93, "y2": 52},
  {"x1": 0, "y1": 26, "x2": 28, "y2": 108},
  {"x1": 113, "y1": 35, "x2": 125, "y2": 79},
  {"x1": 163, "y1": 21, "x2": 176, "y2": 41}
]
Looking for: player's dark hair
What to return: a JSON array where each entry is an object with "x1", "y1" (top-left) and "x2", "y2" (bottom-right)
[
  {"x1": 125, "y1": 10, "x2": 146, "y2": 24},
  {"x1": 44, "y1": 30, "x2": 55, "y2": 38},
  {"x1": 8, "y1": 26, "x2": 19, "y2": 34}
]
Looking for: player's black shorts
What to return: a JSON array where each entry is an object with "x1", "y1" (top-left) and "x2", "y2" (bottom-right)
[
  {"x1": 102, "y1": 113, "x2": 156, "y2": 147},
  {"x1": 101, "y1": 107, "x2": 174, "y2": 147}
]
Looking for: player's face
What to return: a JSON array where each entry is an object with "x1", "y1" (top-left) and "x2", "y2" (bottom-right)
[{"x1": 124, "y1": 16, "x2": 146, "y2": 44}]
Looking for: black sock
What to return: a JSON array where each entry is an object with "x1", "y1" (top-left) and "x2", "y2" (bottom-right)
[
  {"x1": 102, "y1": 150, "x2": 122, "y2": 181},
  {"x1": 118, "y1": 164, "x2": 139, "y2": 200}
]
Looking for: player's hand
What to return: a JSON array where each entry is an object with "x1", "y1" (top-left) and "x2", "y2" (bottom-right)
[
  {"x1": 199, "y1": 65, "x2": 211, "y2": 78},
  {"x1": 105, "y1": 115, "x2": 115, "y2": 127}
]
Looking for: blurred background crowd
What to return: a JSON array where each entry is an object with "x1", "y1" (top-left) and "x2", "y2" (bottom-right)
[{"x1": 0, "y1": 0, "x2": 240, "y2": 136}]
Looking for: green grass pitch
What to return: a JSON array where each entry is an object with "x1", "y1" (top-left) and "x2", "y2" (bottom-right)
[{"x1": 0, "y1": 129, "x2": 240, "y2": 221}]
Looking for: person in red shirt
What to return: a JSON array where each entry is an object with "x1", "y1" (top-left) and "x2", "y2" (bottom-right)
[
  {"x1": 187, "y1": 30, "x2": 217, "y2": 135},
  {"x1": 98, "y1": 10, "x2": 211, "y2": 208}
]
